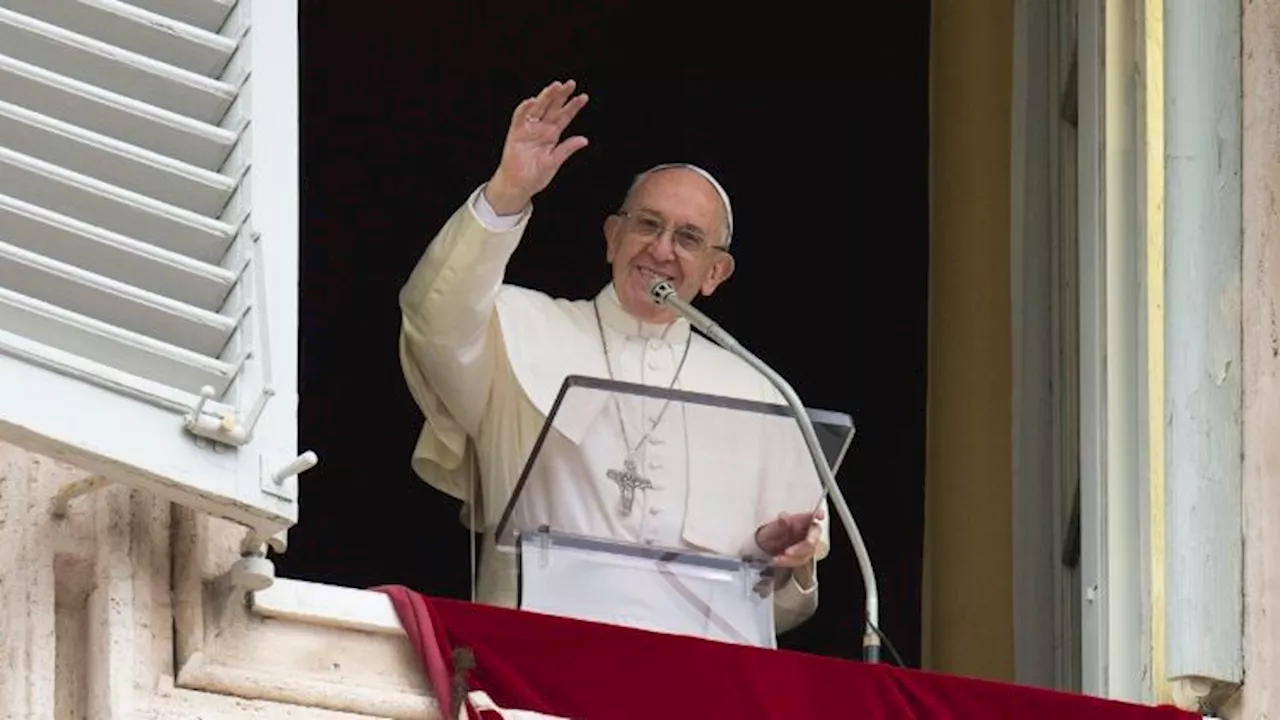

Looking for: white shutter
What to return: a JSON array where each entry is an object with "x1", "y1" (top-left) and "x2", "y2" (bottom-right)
[{"x1": 0, "y1": 0, "x2": 309, "y2": 540}]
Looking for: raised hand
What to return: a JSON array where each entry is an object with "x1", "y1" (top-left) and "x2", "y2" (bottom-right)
[{"x1": 484, "y1": 79, "x2": 590, "y2": 215}]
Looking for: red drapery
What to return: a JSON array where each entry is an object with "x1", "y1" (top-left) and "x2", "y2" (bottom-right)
[{"x1": 375, "y1": 585, "x2": 1199, "y2": 720}]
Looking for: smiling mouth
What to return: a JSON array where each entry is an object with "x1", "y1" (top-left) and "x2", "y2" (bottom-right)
[{"x1": 637, "y1": 267, "x2": 674, "y2": 283}]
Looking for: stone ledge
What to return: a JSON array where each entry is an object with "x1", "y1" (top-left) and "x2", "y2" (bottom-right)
[
  {"x1": 252, "y1": 577, "x2": 404, "y2": 636},
  {"x1": 173, "y1": 509, "x2": 438, "y2": 719}
]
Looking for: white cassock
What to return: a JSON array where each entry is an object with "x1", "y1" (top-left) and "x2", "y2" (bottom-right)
[{"x1": 398, "y1": 186, "x2": 831, "y2": 641}]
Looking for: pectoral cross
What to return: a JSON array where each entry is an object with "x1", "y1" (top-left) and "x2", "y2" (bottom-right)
[{"x1": 606, "y1": 458, "x2": 652, "y2": 516}]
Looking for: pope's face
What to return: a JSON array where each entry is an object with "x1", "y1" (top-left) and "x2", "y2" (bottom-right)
[{"x1": 604, "y1": 169, "x2": 735, "y2": 323}]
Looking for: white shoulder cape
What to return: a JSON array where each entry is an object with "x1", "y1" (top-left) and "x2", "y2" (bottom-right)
[{"x1": 490, "y1": 285, "x2": 800, "y2": 556}]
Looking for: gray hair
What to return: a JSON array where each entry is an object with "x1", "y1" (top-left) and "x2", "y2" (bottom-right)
[{"x1": 623, "y1": 163, "x2": 734, "y2": 247}]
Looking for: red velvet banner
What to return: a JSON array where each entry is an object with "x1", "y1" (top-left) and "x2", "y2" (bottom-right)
[{"x1": 376, "y1": 586, "x2": 1200, "y2": 720}]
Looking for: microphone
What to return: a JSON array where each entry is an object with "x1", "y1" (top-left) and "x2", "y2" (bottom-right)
[
  {"x1": 648, "y1": 280, "x2": 883, "y2": 663},
  {"x1": 647, "y1": 280, "x2": 742, "y2": 353}
]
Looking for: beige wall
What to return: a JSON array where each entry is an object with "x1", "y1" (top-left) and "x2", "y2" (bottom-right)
[
  {"x1": 922, "y1": 0, "x2": 1017, "y2": 682},
  {"x1": 924, "y1": 2, "x2": 1280, "y2": 712},
  {"x1": 0, "y1": 442, "x2": 439, "y2": 719},
  {"x1": 1224, "y1": 0, "x2": 1280, "y2": 717}
]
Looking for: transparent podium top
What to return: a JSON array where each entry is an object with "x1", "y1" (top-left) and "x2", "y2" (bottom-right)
[{"x1": 494, "y1": 375, "x2": 856, "y2": 557}]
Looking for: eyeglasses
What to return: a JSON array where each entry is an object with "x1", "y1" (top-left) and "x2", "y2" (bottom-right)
[{"x1": 615, "y1": 210, "x2": 729, "y2": 257}]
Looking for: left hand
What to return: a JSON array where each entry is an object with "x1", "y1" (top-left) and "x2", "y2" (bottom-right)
[{"x1": 754, "y1": 506, "x2": 825, "y2": 568}]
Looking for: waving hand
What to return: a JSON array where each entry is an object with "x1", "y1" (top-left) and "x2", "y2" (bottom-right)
[{"x1": 484, "y1": 79, "x2": 590, "y2": 215}]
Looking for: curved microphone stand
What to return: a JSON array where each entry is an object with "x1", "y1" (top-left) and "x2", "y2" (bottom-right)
[{"x1": 648, "y1": 280, "x2": 882, "y2": 663}]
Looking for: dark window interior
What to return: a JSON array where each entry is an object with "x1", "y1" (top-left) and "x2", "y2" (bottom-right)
[{"x1": 285, "y1": 0, "x2": 931, "y2": 666}]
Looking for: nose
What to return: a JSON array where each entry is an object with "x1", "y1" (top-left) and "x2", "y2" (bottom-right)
[{"x1": 647, "y1": 230, "x2": 678, "y2": 262}]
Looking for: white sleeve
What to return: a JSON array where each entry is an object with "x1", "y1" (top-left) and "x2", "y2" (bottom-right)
[
  {"x1": 471, "y1": 183, "x2": 526, "y2": 231},
  {"x1": 399, "y1": 186, "x2": 528, "y2": 447}
]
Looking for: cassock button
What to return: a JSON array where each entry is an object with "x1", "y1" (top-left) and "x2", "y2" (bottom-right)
[
  {"x1": 648, "y1": 340, "x2": 663, "y2": 352},
  {"x1": 647, "y1": 436, "x2": 664, "y2": 446},
  {"x1": 647, "y1": 460, "x2": 662, "y2": 471},
  {"x1": 647, "y1": 359, "x2": 661, "y2": 371},
  {"x1": 649, "y1": 506, "x2": 662, "y2": 516}
]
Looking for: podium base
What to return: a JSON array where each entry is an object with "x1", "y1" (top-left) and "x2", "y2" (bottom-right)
[{"x1": 515, "y1": 528, "x2": 777, "y2": 648}]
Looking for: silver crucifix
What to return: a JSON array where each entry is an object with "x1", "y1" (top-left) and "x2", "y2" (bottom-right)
[{"x1": 606, "y1": 458, "x2": 653, "y2": 516}]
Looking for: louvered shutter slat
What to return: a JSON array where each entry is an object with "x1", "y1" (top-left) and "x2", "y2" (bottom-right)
[
  {"x1": 0, "y1": 147, "x2": 236, "y2": 263},
  {"x1": 0, "y1": 194, "x2": 235, "y2": 311},
  {"x1": 124, "y1": 0, "x2": 236, "y2": 34},
  {"x1": 0, "y1": 98, "x2": 236, "y2": 215},
  {"x1": 0, "y1": 239, "x2": 237, "y2": 355},
  {"x1": 0, "y1": 54, "x2": 237, "y2": 170},
  {"x1": 0, "y1": 0, "x2": 304, "y2": 540},
  {"x1": 0, "y1": 7, "x2": 237, "y2": 124},
  {"x1": 0, "y1": 286, "x2": 236, "y2": 395},
  {"x1": 0, "y1": 0, "x2": 238, "y2": 77}
]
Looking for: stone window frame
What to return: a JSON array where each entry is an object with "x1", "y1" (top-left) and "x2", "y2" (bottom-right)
[{"x1": 170, "y1": 508, "x2": 440, "y2": 719}]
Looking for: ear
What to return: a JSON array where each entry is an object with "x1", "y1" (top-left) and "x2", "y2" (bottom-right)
[
  {"x1": 699, "y1": 252, "x2": 736, "y2": 297},
  {"x1": 604, "y1": 214, "x2": 621, "y2": 262}
]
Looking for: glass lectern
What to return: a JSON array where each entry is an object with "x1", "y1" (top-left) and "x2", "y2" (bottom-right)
[{"x1": 494, "y1": 375, "x2": 855, "y2": 648}]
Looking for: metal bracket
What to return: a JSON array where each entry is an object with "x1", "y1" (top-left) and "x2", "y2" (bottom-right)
[
  {"x1": 535, "y1": 526, "x2": 552, "y2": 569},
  {"x1": 260, "y1": 450, "x2": 318, "y2": 502},
  {"x1": 222, "y1": 526, "x2": 292, "y2": 593},
  {"x1": 226, "y1": 548, "x2": 276, "y2": 592},
  {"x1": 50, "y1": 474, "x2": 112, "y2": 518},
  {"x1": 182, "y1": 224, "x2": 276, "y2": 449},
  {"x1": 243, "y1": 528, "x2": 289, "y2": 556},
  {"x1": 183, "y1": 384, "x2": 275, "y2": 448}
]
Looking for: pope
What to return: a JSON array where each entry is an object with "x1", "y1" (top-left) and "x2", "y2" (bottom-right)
[{"x1": 398, "y1": 79, "x2": 830, "y2": 639}]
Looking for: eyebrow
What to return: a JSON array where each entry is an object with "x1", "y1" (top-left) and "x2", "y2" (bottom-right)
[{"x1": 633, "y1": 207, "x2": 708, "y2": 236}]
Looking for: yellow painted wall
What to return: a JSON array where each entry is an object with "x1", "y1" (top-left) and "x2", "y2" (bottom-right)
[{"x1": 922, "y1": 0, "x2": 1016, "y2": 681}]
